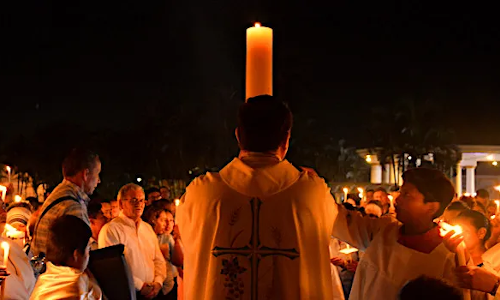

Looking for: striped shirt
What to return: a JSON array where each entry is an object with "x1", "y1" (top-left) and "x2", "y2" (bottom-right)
[{"x1": 32, "y1": 179, "x2": 90, "y2": 256}]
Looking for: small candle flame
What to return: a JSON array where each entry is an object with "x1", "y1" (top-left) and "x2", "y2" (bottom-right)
[
  {"x1": 438, "y1": 221, "x2": 463, "y2": 238},
  {"x1": 254, "y1": 22, "x2": 261, "y2": 28},
  {"x1": 174, "y1": 199, "x2": 180, "y2": 207},
  {"x1": 5, "y1": 166, "x2": 10, "y2": 172},
  {"x1": 14, "y1": 195, "x2": 22, "y2": 203},
  {"x1": 492, "y1": 215, "x2": 496, "y2": 220}
]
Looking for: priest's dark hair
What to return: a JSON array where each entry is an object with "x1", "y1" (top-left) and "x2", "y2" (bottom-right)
[
  {"x1": 46, "y1": 215, "x2": 92, "y2": 266},
  {"x1": 238, "y1": 95, "x2": 293, "y2": 152},
  {"x1": 62, "y1": 147, "x2": 99, "y2": 177},
  {"x1": 399, "y1": 276, "x2": 462, "y2": 300},
  {"x1": 402, "y1": 168, "x2": 455, "y2": 218}
]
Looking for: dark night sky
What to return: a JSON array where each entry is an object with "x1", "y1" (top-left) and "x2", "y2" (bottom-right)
[{"x1": 2, "y1": 1, "x2": 500, "y2": 145}]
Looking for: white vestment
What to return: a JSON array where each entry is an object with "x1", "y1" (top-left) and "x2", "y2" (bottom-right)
[
  {"x1": 30, "y1": 262, "x2": 102, "y2": 300},
  {"x1": 332, "y1": 206, "x2": 456, "y2": 300},
  {"x1": 177, "y1": 156, "x2": 338, "y2": 300},
  {"x1": 2, "y1": 237, "x2": 36, "y2": 300}
]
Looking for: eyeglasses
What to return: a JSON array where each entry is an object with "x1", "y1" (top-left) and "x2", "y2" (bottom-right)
[{"x1": 123, "y1": 198, "x2": 145, "y2": 204}]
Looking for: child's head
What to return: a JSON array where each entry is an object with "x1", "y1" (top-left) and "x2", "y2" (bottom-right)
[
  {"x1": 46, "y1": 215, "x2": 92, "y2": 271},
  {"x1": 396, "y1": 168, "x2": 455, "y2": 226},
  {"x1": 144, "y1": 205, "x2": 168, "y2": 235},
  {"x1": 442, "y1": 201, "x2": 469, "y2": 223},
  {"x1": 399, "y1": 276, "x2": 462, "y2": 300},
  {"x1": 455, "y1": 209, "x2": 491, "y2": 250}
]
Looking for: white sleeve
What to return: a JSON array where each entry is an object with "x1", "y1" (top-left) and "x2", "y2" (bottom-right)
[{"x1": 332, "y1": 204, "x2": 396, "y2": 251}]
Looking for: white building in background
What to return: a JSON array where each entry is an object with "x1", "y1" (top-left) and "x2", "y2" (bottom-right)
[{"x1": 358, "y1": 145, "x2": 500, "y2": 197}]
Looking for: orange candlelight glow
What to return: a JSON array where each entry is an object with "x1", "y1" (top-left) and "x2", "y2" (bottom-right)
[{"x1": 246, "y1": 23, "x2": 273, "y2": 100}]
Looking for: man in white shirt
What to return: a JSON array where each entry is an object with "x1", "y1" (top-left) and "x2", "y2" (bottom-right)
[{"x1": 98, "y1": 183, "x2": 166, "y2": 299}]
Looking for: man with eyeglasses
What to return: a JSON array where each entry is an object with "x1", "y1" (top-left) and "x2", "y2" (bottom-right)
[{"x1": 99, "y1": 183, "x2": 166, "y2": 299}]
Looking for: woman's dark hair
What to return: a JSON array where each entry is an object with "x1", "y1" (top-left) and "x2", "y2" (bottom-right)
[
  {"x1": 459, "y1": 196, "x2": 475, "y2": 210},
  {"x1": 46, "y1": 215, "x2": 92, "y2": 266},
  {"x1": 237, "y1": 95, "x2": 293, "y2": 152},
  {"x1": 143, "y1": 204, "x2": 167, "y2": 228},
  {"x1": 456, "y1": 209, "x2": 492, "y2": 244},
  {"x1": 446, "y1": 201, "x2": 469, "y2": 212}
]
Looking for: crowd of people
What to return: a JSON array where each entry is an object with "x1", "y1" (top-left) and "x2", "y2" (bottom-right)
[{"x1": 2, "y1": 95, "x2": 500, "y2": 299}]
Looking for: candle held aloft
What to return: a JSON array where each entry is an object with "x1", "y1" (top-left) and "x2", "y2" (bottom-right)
[
  {"x1": 1, "y1": 242, "x2": 9, "y2": 268},
  {"x1": 438, "y1": 221, "x2": 471, "y2": 300},
  {"x1": 246, "y1": 23, "x2": 273, "y2": 100}
]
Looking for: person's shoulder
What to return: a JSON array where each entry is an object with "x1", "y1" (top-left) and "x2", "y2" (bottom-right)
[
  {"x1": 186, "y1": 172, "x2": 224, "y2": 193},
  {"x1": 101, "y1": 217, "x2": 124, "y2": 232}
]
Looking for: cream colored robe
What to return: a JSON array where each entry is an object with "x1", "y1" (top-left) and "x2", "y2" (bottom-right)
[
  {"x1": 30, "y1": 262, "x2": 102, "y2": 300},
  {"x1": 332, "y1": 206, "x2": 456, "y2": 300},
  {"x1": 177, "y1": 156, "x2": 338, "y2": 300},
  {"x1": 2, "y1": 237, "x2": 36, "y2": 300}
]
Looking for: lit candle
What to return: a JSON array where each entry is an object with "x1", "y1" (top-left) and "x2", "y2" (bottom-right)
[
  {"x1": 438, "y1": 221, "x2": 471, "y2": 300},
  {"x1": 1, "y1": 242, "x2": 9, "y2": 268},
  {"x1": 14, "y1": 195, "x2": 22, "y2": 203},
  {"x1": 339, "y1": 243, "x2": 359, "y2": 263},
  {"x1": 343, "y1": 187, "x2": 349, "y2": 203},
  {"x1": 0, "y1": 185, "x2": 6, "y2": 201},
  {"x1": 174, "y1": 199, "x2": 180, "y2": 207},
  {"x1": 5, "y1": 166, "x2": 10, "y2": 184},
  {"x1": 388, "y1": 195, "x2": 394, "y2": 208},
  {"x1": 246, "y1": 22, "x2": 273, "y2": 100}
]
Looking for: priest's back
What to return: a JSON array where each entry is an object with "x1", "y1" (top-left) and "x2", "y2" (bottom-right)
[{"x1": 177, "y1": 156, "x2": 338, "y2": 300}]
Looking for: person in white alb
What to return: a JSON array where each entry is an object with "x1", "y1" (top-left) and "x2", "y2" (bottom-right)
[{"x1": 98, "y1": 183, "x2": 166, "y2": 300}]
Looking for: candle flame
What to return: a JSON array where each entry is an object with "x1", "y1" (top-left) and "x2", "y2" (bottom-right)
[
  {"x1": 5, "y1": 166, "x2": 10, "y2": 172},
  {"x1": 0, "y1": 185, "x2": 6, "y2": 201},
  {"x1": 343, "y1": 187, "x2": 349, "y2": 193},
  {"x1": 492, "y1": 215, "x2": 496, "y2": 220},
  {"x1": 174, "y1": 199, "x2": 180, "y2": 207},
  {"x1": 438, "y1": 221, "x2": 463, "y2": 238},
  {"x1": 254, "y1": 22, "x2": 261, "y2": 28},
  {"x1": 14, "y1": 195, "x2": 22, "y2": 203},
  {"x1": 339, "y1": 245, "x2": 359, "y2": 255}
]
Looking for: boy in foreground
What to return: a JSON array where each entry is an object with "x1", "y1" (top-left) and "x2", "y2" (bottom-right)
[{"x1": 333, "y1": 168, "x2": 457, "y2": 300}]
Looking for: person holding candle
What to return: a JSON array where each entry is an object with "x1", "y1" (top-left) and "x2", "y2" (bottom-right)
[
  {"x1": 0, "y1": 237, "x2": 36, "y2": 300},
  {"x1": 332, "y1": 168, "x2": 457, "y2": 300}
]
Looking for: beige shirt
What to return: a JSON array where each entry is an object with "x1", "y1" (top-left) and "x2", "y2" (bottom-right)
[{"x1": 98, "y1": 212, "x2": 166, "y2": 290}]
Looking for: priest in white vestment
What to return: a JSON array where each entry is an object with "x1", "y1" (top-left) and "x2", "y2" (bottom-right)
[
  {"x1": 333, "y1": 168, "x2": 458, "y2": 300},
  {"x1": 177, "y1": 95, "x2": 339, "y2": 300}
]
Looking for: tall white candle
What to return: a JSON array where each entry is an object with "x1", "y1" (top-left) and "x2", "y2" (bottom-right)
[
  {"x1": 343, "y1": 187, "x2": 349, "y2": 203},
  {"x1": 5, "y1": 166, "x2": 10, "y2": 184},
  {"x1": 246, "y1": 23, "x2": 273, "y2": 100},
  {"x1": 1, "y1": 242, "x2": 9, "y2": 268}
]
